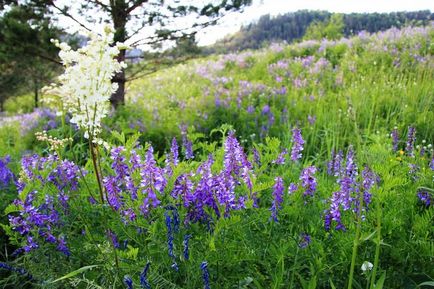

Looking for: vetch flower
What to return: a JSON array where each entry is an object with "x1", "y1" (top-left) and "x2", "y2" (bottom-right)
[
  {"x1": 417, "y1": 191, "x2": 432, "y2": 207},
  {"x1": 291, "y1": 127, "x2": 305, "y2": 161},
  {"x1": 183, "y1": 234, "x2": 192, "y2": 260},
  {"x1": 406, "y1": 126, "x2": 416, "y2": 157},
  {"x1": 299, "y1": 233, "x2": 311, "y2": 249},
  {"x1": 201, "y1": 261, "x2": 211, "y2": 289},
  {"x1": 270, "y1": 177, "x2": 284, "y2": 222},
  {"x1": 123, "y1": 275, "x2": 133, "y2": 289},
  {"x1": 140, "y1": 262, "x2": 151, "y2": 289},
  {"x1": 300, "y1": 166, "x2": 317, "y2": 197},
  {"x1": 391, "y1": 127, "x2": 399, "y2": 152},
  {"x1": 0, "y1": 155, "x2": 14, "y2": 188}
]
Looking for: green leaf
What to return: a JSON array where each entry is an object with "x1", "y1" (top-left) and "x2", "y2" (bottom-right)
[
  {"x1": 374, "y1": 272, "x2": 386, "y2": 289},
  {"x1": 4, "y1": 203, "x2": 19, "y2": 215},
  {"x1": 329, "y1": 279, "x2": 337, "y2": 289},
  {"x1": 111, "y1": 130, "x2": 125, "y2": 145},
  {"x1": 418, "y1": 281, "x2": 434, "y2": 287},
  {"x1": 49, "y1": 265, "x2": 99, "y2": 283}
]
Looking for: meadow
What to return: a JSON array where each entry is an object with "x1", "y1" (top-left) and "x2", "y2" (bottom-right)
[{"x1": 0, "y1": 25, "x2": 433, "y2": 289}]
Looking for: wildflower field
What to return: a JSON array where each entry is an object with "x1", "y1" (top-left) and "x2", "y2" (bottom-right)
[{"x1": 0, "y1": 25, "x2": 433, "y2": 289}]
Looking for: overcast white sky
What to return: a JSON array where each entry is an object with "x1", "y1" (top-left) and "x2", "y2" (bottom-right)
[{"x1": 55, "y1": 0, "x2": 434, "y2": 47}]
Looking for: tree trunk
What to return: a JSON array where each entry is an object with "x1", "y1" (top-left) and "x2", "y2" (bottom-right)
[
  {"x1": 110, "y1": 0, "x2": 128, "y2": 108},
  {"x1": 34, "y1": 78, "x2": 39, "y2": 108}
]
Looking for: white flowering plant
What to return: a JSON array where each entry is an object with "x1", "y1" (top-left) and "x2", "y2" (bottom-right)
[{"x1": 45, "y1": 26, "x2": 128, "y2": 143}]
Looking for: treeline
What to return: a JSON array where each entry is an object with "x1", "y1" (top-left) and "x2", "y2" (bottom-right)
[{"x1": 207, "y1": 10, "x2": 434, "y2": 53}]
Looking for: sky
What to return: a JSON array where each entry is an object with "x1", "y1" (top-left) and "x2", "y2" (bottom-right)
[{"x1": 54, "y1": 0, "x2": 434, "y2": 47}]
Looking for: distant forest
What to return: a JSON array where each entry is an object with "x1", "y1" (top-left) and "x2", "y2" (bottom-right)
[{"x1": 207, "y1": 10, "x2": 434, "y2": 53}]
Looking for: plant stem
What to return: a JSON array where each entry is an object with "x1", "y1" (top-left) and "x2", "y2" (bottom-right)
[
  {"x1": 370, "y1": 201, "x2": 382, "y2": 289},
  {"x1": 89, "y1": 137, "x2": 104, "y2": 203},
  {"x1": 348, "y1": 187, "x2": 364, "y2": 289}
]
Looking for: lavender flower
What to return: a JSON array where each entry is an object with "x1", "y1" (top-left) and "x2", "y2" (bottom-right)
[
  {"x1": 300, "y1": 166, "x2": 317, "y2": 197},
  {"x1": 391, "y1": 127, "x2": 399, "y2": 152},
  {"x1": 361, "y1": 166, "x2": 378, "y2": 209},
  {"x1": 252, "y1": 147, "x2": 261, "y2": 166},
  {"x1": 290, "y1": 127, "x2": 304, "y2": 161},
  {"x1": 272, "y1": 149, "x2": 287, "y2": 165},
  {"x1": 299, "y1": 233, "x2": 311, "y2": 249},
  {"x1": 0, "y1": 155, "x2": 14, "y2": 188},
  {"x1": 57, "y1": 236, "x2": 70, "y2": 256},
  {"x1": 406, "y1": 126, "x2": 416, "y2": 157},
  {"x1": 140, "y1": 262, "x2": 151, "y2": 289},
  {"x1": 170, "y1": 137, "x2": 179, "y2": 166},
  {"x1": 270, "y1": 177, "x2": 284, "y2": 222},
  {"x1": 408, "y1": 164, "x2": 419, "y2": 181},
  {"x1": 417, "y1": 191, "x2": 432, "y2": 207},
  {"x1": 183, "y1": 136, "x2": 194, "y2": 160},
  {"x1": 107, "y1": 230, "x2": 120, "y2": 248},
  {"x1": 307, "y1": 115, "x2": 316, "y2": 125},
  {"x1": 201, "y1": 261, "x2": 211, "y2": 289},
  {"x1": 288, "y1": 183, "x2": 298, "y2": 194},
  {"x1": 172, "y1": 174, "x2": 194, "y2": 207}
]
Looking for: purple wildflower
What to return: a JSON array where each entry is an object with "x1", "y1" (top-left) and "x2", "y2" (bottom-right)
[
  {"x1": 123, "y1": 275, "x2": 133, "y2": 289},
  {"x1": 140, "y1": 262, "x2": 151, "y2": 289},
  {"x1": 307, "y1": 115, "x2": 316, "y2": 125},
  {"x1": 57, "y1": 236, "x2": 70, "y2": 256},
  {"x1": 406, "y1": 126, "x2": 416, "y2": 157},
  {"x1": 201, "y1": 261, "x2": 211, "y2": 289},
  {"x1": 300, "y1": 166, "x2": 317, "y2": 197},
  {"x1": 290, "y1": 127, "x2": 305, "y2": 161},
  {"x1": 165, "y1": 212, "x2": 175, "y2": 259},
  {"x1": 273, "y1": 149, "x2": 288, "y2": 165},
  {"x1": 107, "y1": 230, "x2": 120, "y2": 249},
  {"x1": 183, "y1": 136, "x2": 194, "y2": 160},
  {"x1": 252, "y1": 147, "x2": 261, "y2": 166},
  {"x1": 391, "y1": 127, "x2": 399, "y2": 152},
  {"x1": 261, "y1": 104, "x2": 270, "y2": 115},
  {"x1": 288, "y1": 183, "x2": 298, "y2": 194},
  {"x1": 270, "y1": 177, "x2": 284, "y2": 222},
  {"x1": 299, "y1": 233, "x2": 311, "y2": 249},
  {"x1": 408, "y1": 164, "x2": 419, "y2": 181},
  {"x1": 417, "y1": 191, "x2": 431, "y2": 207},
  {"x1": 0, "y1": 155, "x2": 14, "y2": 188},
  {"x1": 0, "y1": 262, "x2": 33, "y2": 280},
  {"x1": 361, "y1": 166, "x2": 378, "y2": 209},
  {"x1": 183, "y1": 234, "x2": 192, "y2": 260},
  {"x1": 170, "y1": 137, "x2": 179, "y2": 166},
  {"x1": 171, "y1": 174, "x2": 195, "y2": 207}
]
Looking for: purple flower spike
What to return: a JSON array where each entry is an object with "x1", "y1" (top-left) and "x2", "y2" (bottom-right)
[
  {"x1": 299, "y1": 233, "x2": 311, "y2": 249},
  {"x1": 291, "y1": 127, "x2": 305, "y2": 161},
  {"x1": 201, "y1": 261, "x2": 211, "y2": 289},
  {"x1": 406, "y1": 126, "x2": 416, "y2": 157},
  {"x1": 417, "y1": 191, "x2": 432, "y2": 207},
  {"x1": 0, "y1": 155, "x2": 15, "y2": 188},
  {"x1": 170, "y1": 137, "x2": 179, "y2": 166},
  {"x1": 270, "y1": 177, "x2": 284, "y2": 222},
  {"x1": 391, "y1": 127, "x2": 399, "y2": 152},
  {"x1": 300, "y1": 166, "x2": 317, "y2": 197}
]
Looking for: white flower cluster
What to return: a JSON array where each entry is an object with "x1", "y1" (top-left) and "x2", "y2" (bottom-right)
[
  {"x1": 35, "y1": 131, "x2": 73, "y2": 151},
  {"x1": 46, "y1": 26, "x2": 128, "y2": 141}
]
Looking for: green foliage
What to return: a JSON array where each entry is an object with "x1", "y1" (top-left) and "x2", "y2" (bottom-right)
[{"x1": 304, "y1": 14, "x2": 344, "y2": 40}]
